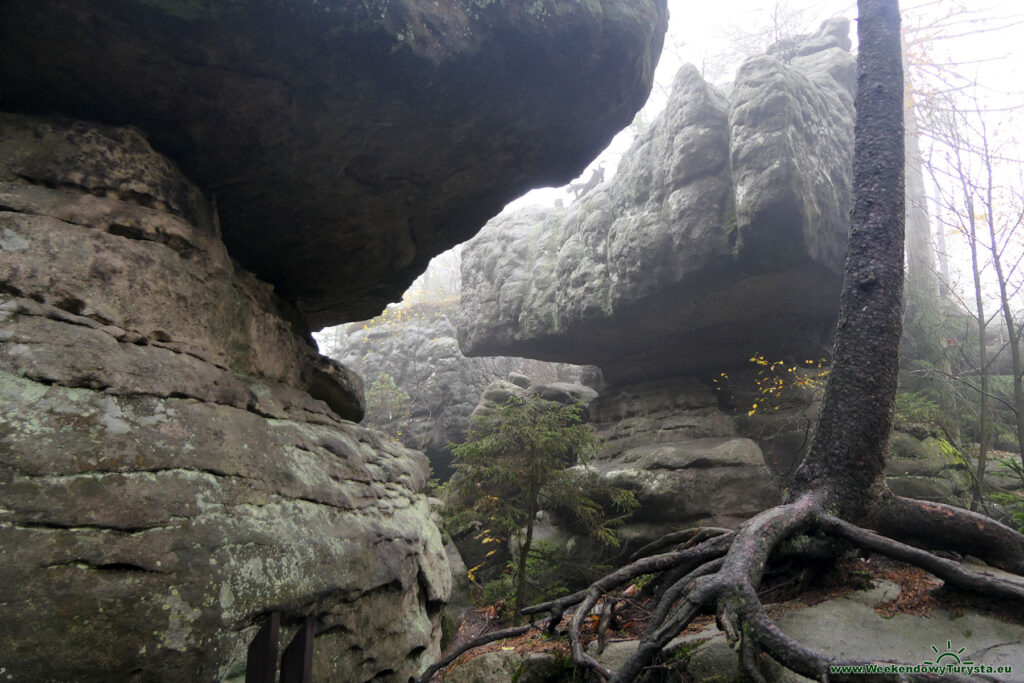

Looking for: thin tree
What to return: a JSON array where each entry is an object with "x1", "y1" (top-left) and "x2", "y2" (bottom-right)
[
  {"x1": 903, "y1": 1, "x2": 1024, "y2": 492},
  {"x1": 420, "y1": 2, "x2": 1024, "y2": 680},
  {"x1": 446, "y1": 396, "x2": 637, "y2": 625},
  {"x1": 900, "y1": 38, "x2": 965, "y2": 445},
  {"x1": 926, "y1": 97, "x2": 1024, "y2": 470},
  {"x1": 898, "y1": 1, "x2": 1024, "y2": 449},
  {"x1": 925, "y1": 102, "x2": 1000, "y2": 509},
  {"x1": 977, "y1": 117, "x2": 1024, "y2": 468}
]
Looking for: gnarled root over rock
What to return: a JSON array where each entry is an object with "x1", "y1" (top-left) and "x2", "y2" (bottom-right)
[{"x1": 418, "y1": 491, "x2": 1024, "y2": 683}]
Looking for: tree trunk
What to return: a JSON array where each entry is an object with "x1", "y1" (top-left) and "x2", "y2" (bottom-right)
[
  {"x1": 966, "y1": 196, "x2": 989, "y2": 511},
  {"x1": 982, "y1": 138, "x2": 1024, "y2": 466},
  {"x1": 902, "y1": 56, "x2": 961, "y2": 444},
  {"x1": 789, "y1": 0, "x2": 906, "y2": 521},
  {"x1": 512, "y1": 481, "x2": 539, "y2": 625},
  {"x1": 418, "y1": 4, "x2": 1024, "y2": 680},
  {"x1": 903, "y1": 59, "x2": 936, "y2": 296}
]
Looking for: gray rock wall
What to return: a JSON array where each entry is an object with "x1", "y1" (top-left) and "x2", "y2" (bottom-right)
[
  {"x1": 459, "y1": 375, "x2": 779, "y2": 565},
  {"x1": 458, "y1": 20, "x2": 855, "y2": 385},
  {"x1": 0, "y1": 114, "x2": 449, "y2": 682},
  {"x1": 326, "y1": 302, "x2": 585, "y2": 479},
  {"x1": 587, "y1": 378, "x2": 781, "y2": 549}
]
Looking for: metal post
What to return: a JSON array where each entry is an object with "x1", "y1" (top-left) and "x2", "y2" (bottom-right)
[
  {"x1": 280, "y1": 617, "x2": 316, "y2": 683},
  {"x1": 245, "y1": 612, "x2": 280, "y2": 683}
]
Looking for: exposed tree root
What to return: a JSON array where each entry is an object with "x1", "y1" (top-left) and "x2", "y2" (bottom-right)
[
  {"x1": 416, "y1": 619, "x2": 552, "y2": 683},
  {"x1": 415, "y1": 1, "x2": 1024, "y2": 680},
  {"x1": 874, "y1": 493, "x2": 1024, "y2": 573},
  {"x1": 419, "y1": 491, "x2": 1024, "y2": 683}
]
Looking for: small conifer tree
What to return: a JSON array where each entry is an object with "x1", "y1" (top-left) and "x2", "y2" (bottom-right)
[{"x1": 446, "y1": 395, "x2": 638, "y2": 623}]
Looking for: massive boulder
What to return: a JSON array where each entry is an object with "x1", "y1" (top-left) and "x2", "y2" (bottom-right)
[
  {"x1": 0, "y1": 115, "x2": 452, "y2": 682},
  {"x1": 458, "y1": 19, "x2": 855, "y2": 385},
  {"x1": 0, "y1": 3, "x2": 669, "y2": 679},
  {"x1": 0, "y1": 0, "x2": 668, "y2": 328},
  {"x1": 453, "y1": 21, "x2": 852, "y2": 555}
]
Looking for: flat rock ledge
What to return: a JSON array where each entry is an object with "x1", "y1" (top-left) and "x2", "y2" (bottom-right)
[{"x1": 458, "y1": 19, "x2": 855, "y2": 384}]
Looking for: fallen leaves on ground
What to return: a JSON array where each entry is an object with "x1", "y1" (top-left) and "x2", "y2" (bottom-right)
[{"x1": 440, "y1": 554, "x2": 1012, "y2": 676}]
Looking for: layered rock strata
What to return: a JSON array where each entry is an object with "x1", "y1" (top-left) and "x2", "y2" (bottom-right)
[
  {"x1": 0, "y1": 115, "x2": 449, "y2": 683},
  {"x1": 453, "y1": 22, "x2": 855, "y2": 550},
  {"x1": 587, "y1": 378, "x2": 781, "y2": 546},
  {"x1": 0, "y1": 2, "x2": 672, "y2": 679},
  {"x1": 458, "y1": 19, "x2": 855, "y2": 385},
  {"x1": 461, "y1": 376, "x2": 779, "y2": 563}
]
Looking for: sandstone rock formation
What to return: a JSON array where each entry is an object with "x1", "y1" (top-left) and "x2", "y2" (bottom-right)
[
  {"x1": 1, "y1": 2, "x2": 669, "y2": 679},
  {"x1": 0, "y1": 115, "x2": 452, "y2": 682},
  {"x1": 588, "y1": 379, "x2": 781, "y2": 547},
  {"x1": 448, "y1": 375, "x2": 602, "y2": 578},
  {"x1": 453, "y1": 21, "x2": 854, "y2": 559},
  {"x1": 458, "y1": 375, "x2": 778, "y2": 566},
  {"x1": 458, "y1": 19, "x2": 855, "y2": 385},
  {"x1": 681, "y1": 573, "x2": 1024, "y2": 681},
  {"x1": 0, "y1": 0, "x2": 668, "y2": 328},
  {"x1": 325, "y1": 301, "x2": 586, "y2": 479}
]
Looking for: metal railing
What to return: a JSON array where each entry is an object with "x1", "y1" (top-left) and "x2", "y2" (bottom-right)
[{"x1": 245, "y1": 612, "x2": 315, "y2": 683}]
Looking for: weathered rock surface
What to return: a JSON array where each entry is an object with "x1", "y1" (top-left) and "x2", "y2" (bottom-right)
[
  {"x1": 464, "y1": 376, "x2": 779, "y2": 565},
  {"x1": 683, "y1": 575, "x2": 1024, "y2": 681},
  {"x1": 886, "y1": 431, "x2": 971, "y2": 506},
  {"x1": 458, "y1": 20, "x2": 855, "y2": 384},
  {"x1": 587, "y1": 378, "x2": 781, "y2": 549},
  {"x1": 0, "y1": 114, "x2": 363, "y2": 422},
  {"x1": 443, "y1": 650, "x2": 568, "y2": 683},
  {"x1": 0, "y1": 115, "x2": 448, "y2": 682},
  {"x1": 450, "y1": 375, "x2": 603, "y2": 579},
  {"x1": 326, "y1": 302, "x2": 585, "y2": 479},
  {"x1": 0, "y1": 0, "x2": 668, "y2": 328}
]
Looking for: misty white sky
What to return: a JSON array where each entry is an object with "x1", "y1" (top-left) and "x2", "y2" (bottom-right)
[{"x1": 506, "y1": 0, "x2": 1024, "y2": 211}]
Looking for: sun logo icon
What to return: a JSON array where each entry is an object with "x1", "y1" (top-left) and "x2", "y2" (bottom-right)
[{"x1": 923, "y1": 640, "x2": 974, "y2": 666}]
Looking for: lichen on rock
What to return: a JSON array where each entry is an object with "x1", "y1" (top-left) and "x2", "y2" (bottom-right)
[
  {"x1": 0, "y1": 115, "x2": 446, "y2": 682},
  {"x1": 0, "y1": 0, "x2": 669, "y2": 328}
]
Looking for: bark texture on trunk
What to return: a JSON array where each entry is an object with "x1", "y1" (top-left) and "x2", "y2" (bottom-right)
[{"x1": 790, "y1": 0, "x2": 905, "y2": 520}]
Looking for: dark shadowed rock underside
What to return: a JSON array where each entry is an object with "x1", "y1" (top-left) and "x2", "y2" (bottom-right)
[{"x1": 0, "y1": 0, "x2": 668, "y2": 328}]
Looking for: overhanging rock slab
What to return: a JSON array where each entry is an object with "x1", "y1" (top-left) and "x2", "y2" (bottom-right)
[{"x1": 0, "y1": 0, "x2": 667, "y2": 327}]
